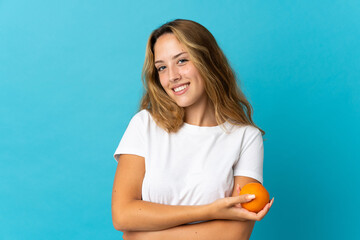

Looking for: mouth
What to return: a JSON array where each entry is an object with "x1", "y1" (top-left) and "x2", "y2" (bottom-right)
[{"x1": 172, "y1": 83, "x2": 190, "y2": 95}]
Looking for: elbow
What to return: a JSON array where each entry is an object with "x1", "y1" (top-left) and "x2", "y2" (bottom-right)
[
  {"x1": 112, "y1": 217, "x2": 130, "y2": 232},
  {"x1": 112, "y1": 216, "x2": 122, "y2": 231},
  {"x1": 112, "y1": 222, "x2": 122, "y2": 231},
  {"x1": 113, "y1": 225, "x2": 127, "y2": 232},
  {"x1": 112, "y1": 212, "x2": 131, "y2": 231},
  {"x1": 112, "y1": 206, "x2": 130, "y2": 231},
  {"x1": 112, "y1": 214, "x2": 122, "y2": 231},
  {"x1": 112, "y1": 208, "x2": 141, "y2": 232},
  {"x1": 112, "y1": 200, "x2": 142, "y2": 231}
]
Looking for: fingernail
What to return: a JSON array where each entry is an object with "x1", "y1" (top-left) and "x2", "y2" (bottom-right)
[{"x1": 248, "y1": 194, "x2": 255, "y2": 200}]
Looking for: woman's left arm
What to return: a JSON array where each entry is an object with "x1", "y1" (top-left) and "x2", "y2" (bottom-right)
[
  {"x1": 123, "y1": 219, "x2": 255, "y2": 240},
  {"x1": 123, "y1": 176, "x2": 274, "y2": 240}
]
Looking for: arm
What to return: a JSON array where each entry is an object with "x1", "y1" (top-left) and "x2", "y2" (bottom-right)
[
  {"x1": 112, "y1": 155, "x2": 267, "y2": 232},
  {"x1": 112, "y1": 154, "x2": 209, "y2": 231},
  {"x1": 124, "y1": 220, "x2": 254, "y2": 240},
  {"x1": 122, "y1": 176, "x2": 274, "y2": 240}
]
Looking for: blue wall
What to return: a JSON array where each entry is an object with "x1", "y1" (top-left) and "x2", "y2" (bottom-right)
[{"x1": 1, "y1": 0, "x2": 359, "y2": 239}]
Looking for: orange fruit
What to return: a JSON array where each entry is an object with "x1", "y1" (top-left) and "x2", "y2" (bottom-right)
[{"x1": 239, "y1": 183, "x2": 270, "y2": 213}]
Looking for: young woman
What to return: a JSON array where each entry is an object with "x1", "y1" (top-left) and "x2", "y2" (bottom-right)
[{"x1": 112, "y1": 19, "x2": 274, "y2": 240}]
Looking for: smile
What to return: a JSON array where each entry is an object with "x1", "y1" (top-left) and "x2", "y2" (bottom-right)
[
  {"x1": 174, "y1": 84, "x2": 189, "y2": 92},
  {"x1": 172, "y1": 83, "x2": 190, "y2": 95}
]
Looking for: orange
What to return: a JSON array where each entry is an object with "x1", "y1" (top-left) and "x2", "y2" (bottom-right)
[{"x1": 239, "y1": 183, "x2": 270, "y2": 213}]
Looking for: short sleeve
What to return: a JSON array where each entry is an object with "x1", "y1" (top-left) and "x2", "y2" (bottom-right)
[
  {"x1": 113, "y1": 113, "x2": 146, "y2": 162},
  {"x1": 234, "y1": 127, "x2": 264, "y2": 184}
]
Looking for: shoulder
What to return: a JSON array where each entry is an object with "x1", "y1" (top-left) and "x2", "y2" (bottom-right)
[
  {"x1": 131, "y1": 109, "x2": 149, "y2": 119},
  {"x1": 241, "y1": 125, "x2": 263, "y2": 143},
  {"x1": 129, "y1": 109, "x2": 151, "y2": 123},
  {"x1": 227, "y1": 123, "x2": 262, "y2": 137},
  {"x1": 239, "y1": 126, "x2": 264, "y2": 151},
  {"x1": 243, "y1": 125, "x2": 262, "y2": 136},
  {"x1": 128, "y1": 109, "x2": 158, "y2": 129},
  {"x1": 225, "y1": 124, "x2": 263, "y2": 149}
]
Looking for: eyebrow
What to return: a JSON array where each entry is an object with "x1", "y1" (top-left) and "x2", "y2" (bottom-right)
[{"x1": 154, "y1": 52, "x2": 187, "y2": 65}]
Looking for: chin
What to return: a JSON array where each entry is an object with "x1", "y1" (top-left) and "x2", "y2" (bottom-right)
[
  {"x1": 175, "y1": 103, "x2": 188, "y2": 108},
  {"x1": 173, "y1": 99, "x2": 193, "y2": 108}
]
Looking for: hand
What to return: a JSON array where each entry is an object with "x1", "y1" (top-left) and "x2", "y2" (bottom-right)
[{"x1": 209, "y1": 194, "x2": 274, "y2": 222}]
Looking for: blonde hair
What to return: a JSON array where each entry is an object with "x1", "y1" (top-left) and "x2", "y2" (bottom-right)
[{"x1": 140, "y1": 19, "x2": 265, "y2": 136}]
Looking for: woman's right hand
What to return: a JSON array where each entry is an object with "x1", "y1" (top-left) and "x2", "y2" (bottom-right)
[{"x1": 209, "y1": 194, "x2": 274, "y2": 222}]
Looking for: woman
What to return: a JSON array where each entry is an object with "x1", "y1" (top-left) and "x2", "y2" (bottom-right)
[{"x1": 112, "y1": 19, "x2": 274, "y2": 240}]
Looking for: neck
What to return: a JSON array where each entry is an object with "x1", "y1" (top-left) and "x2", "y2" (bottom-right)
[{"x1": 184, "y1": 98, "x2": 217, "y2": 126}]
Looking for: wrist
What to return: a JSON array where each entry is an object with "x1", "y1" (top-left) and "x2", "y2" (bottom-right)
[
  {"x1": 205, "y1": 201, "x2": 218, "y2": 220},
  {"x1": 190, "y1": 203, "x2": 214, "y2": 223}
]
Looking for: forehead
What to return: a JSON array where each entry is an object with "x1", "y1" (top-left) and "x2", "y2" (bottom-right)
[{"x1": 154, "y1": 34, "x2": 187, "y2": 60}]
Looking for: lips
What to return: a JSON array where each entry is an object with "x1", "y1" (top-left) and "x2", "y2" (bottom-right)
[{"x1": 172, "y1": 83, "x2": 190, "y2": 95}]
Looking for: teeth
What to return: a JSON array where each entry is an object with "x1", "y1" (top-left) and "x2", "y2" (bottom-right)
[{"x1": 174, "y1": 84, "x2": 189, "y2": 92}]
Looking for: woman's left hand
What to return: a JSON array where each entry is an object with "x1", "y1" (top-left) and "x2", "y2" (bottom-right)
[{"x1": 208, "y1": 194, "x2": 274, "y2": 222}]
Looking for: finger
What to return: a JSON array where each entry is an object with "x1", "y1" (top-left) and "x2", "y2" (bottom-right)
[
  {"x1": 254, "y1": 201, "x2": 272, "y2": 221},
  {"x1": 269, "y1": 197, "x2": 274, "y2": 207},
  {"x1": 257, "y1": 197, "x2": 274, "y2": 215},
  {"x1": 245, "y1": 207, "x2": 268, "y2": 221},
  {"x1": 237, "y1": 208, "x2": 261, "y2": 221},
  {"x1": 241, "y1": 194, "x2": 256, "y2": 202},
  {"x1": 236, "y1": 201, "x2": 271, "y2": 221},
  {"x1": 229, "y1": 194, "x2": 255, "y2": 206},
  {"x1": 236, "y1": 184, "x2": 241, "y2": 194}
]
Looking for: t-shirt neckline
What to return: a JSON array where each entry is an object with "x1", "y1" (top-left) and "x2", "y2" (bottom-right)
[{"x1": 181, "y1": 121, "x2": 232, "y2": 134}]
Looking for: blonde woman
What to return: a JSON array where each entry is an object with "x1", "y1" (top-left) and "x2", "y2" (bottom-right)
[{"x1": 112, "y1": 19, "x2": 274, "y2": 240}]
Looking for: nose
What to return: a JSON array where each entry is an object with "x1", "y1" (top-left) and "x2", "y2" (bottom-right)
[{"x1": 168, "y1": 66, "x2": 181, "y2": 82}]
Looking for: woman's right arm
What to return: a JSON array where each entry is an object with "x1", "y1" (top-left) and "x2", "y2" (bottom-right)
[
  {"x1": 111, "y1": 154, "x2": 265, "y2": 232},
  {"x1": 112, "y1": 154, "x2": 209, "y2": 231}
]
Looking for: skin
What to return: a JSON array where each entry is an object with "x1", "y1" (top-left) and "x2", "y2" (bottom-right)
[{"x1": 111, "y1": 33, "x2": 274, "y2": 239}]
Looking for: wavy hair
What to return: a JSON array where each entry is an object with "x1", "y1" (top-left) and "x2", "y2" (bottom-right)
[{"x1": 140, "y1": 19, "x2": 265, "y2": 136}]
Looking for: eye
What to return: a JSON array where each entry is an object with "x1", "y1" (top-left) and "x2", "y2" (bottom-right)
[
  {"x1": 157, "y1": 66, "x2": 166, "y2": 72},
  {"x1": 178, "y1": 59, "x2": 188, "y2": 64}
]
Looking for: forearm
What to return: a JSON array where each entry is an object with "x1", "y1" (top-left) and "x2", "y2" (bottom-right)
[
  {"x1": 123, "y1": 220, "x2": 255, "y2": 240},
  {"x1": 112, "y1": 200, "x2": 211, "y2": 231},
  {"x1": 112, "y1": 154, "x2": 214, "y2": 232},
  {"x1": 113, "y1": 193, "x2": 266, "y2": 232}
]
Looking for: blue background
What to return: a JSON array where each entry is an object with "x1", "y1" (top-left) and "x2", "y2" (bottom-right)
[{"x1": 1, "y1": 0, "x2": 359, "y2": 239}]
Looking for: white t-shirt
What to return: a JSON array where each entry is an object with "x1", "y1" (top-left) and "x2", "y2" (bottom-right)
[{"x1": 114, "y1": 109, "x2": 264, "y2": 206}]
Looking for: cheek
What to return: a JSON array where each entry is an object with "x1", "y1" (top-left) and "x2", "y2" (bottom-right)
[
  {"x1": 184, "y1": 65, "x2": 202, "y2": 82},
  {"x1": 159, "y1": 77, "x2": 173, "y2": 95},
  {"x1": 181, "y1": 66, "x2": 191, "y2": 76},
  {"x1": 158, "y1": 75, "x2": 167, "y2": 88}
]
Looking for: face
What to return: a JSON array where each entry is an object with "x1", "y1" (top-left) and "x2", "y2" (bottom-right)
[{"x1": 154, "y1": 33, "x2": 208, "y2": 110}]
